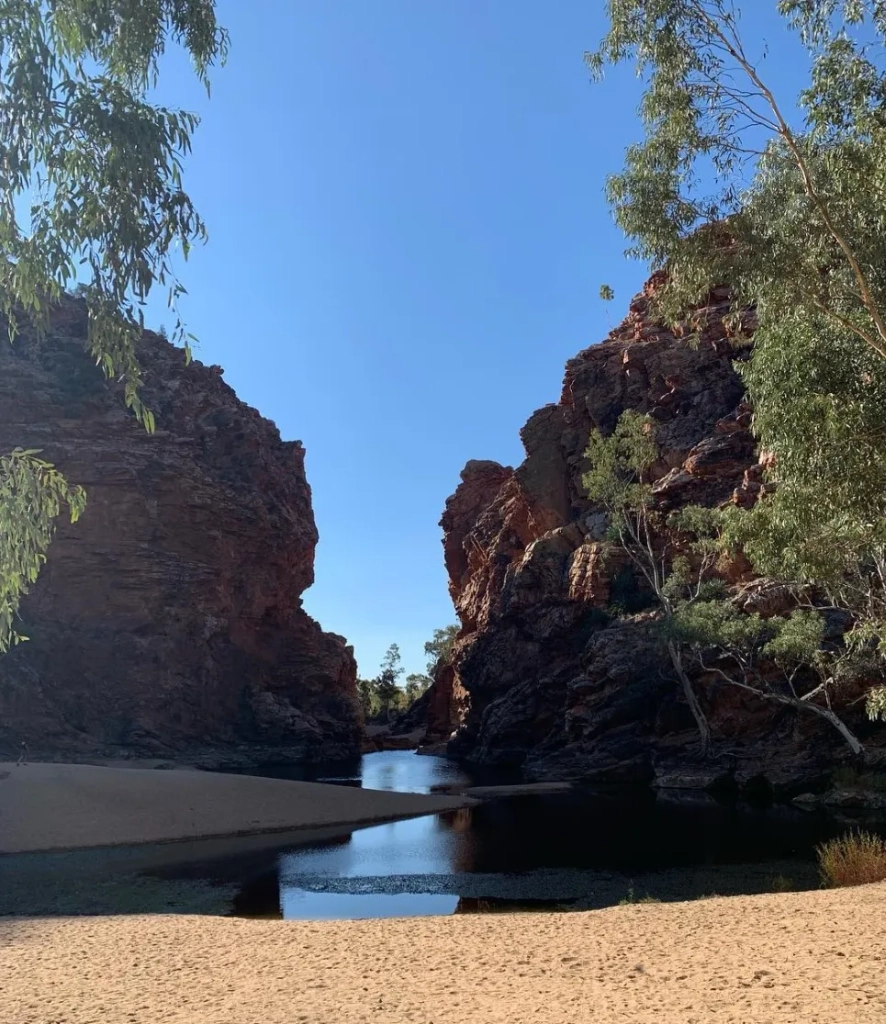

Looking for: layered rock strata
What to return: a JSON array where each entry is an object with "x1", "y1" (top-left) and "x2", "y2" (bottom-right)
[{"x1": 0, "y1": 300, "x2": 360, "y2": 763}]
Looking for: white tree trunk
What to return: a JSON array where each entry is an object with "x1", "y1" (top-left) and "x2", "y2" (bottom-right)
[
  {"x1": 668, "y1": 640, "x2": 711, "y2": 755},
  {"x1": 792, "y1": 698, "x2": 865, "y2": 757},
  {"x1": 710, "y1": 674, "x2": 865, "y2": 757}
]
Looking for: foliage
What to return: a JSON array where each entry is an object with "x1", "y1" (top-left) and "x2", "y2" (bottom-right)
[
  {"x1": 405, "y1": 672, "x2": 432, "y2": 704},
  {"x1": 0, "y1": 0, "x2": 226, "y2": 652},
  {"x1": 670, "y1": 596, "x2": 866, "y2": 754},
  {"x1": 669, "y1": 601, "x2": 836, "y2": 673},
  {"x1": 868, "y1": 687, "x2": 886, "y2": 722},
  {"x1": 423, "y1": 624, "x2": 459, "y2": 674},
  {"x1": 618, "y1": 886, "x2": 662, "y2": 905},
  {"x1": 592, "y1": 1, "x2": 886, "y2": 731},
  {"x1": 608, "y1": 564, "x2": 655, "y2": 616},
  {"x1": 583, "y1": 411, "x2": 714, "y2": 749},
  {"x1": 718, "y1": 318, "x2": 886, "y2": 724},
  {"x1": 586, "y1": 411, "x2": 866, "y2": 754},
  {"x1": 770, "y1": 874, "x2": 794, "y2": 892},
  {"x1": 1, "y1": 0, "x2": 228, "y2": 402},
  {"x1": 372, "y1": 643, "x2": 404, "y2": 720},
  {"x1": 0, "y1": 448, "x2": 86, "y2": 650},
  {"x1": 359, "y1": 628, "x2": 459, "y2": 724},
  {"x1": 817, "y1": 829, "x2": 886, "y2": 887},
  {"x1": 718, "y1": 306, "x2": 886, "y2": 585},
  {"x1": 584, "y1": 410, "x2": 657, "y2": 526},
  {"x1": 357, "y1": 678, "x2": 379, "y2": 720},
  {"x1": 589, "y1": 1, "x2": 886, "y2": 357}
]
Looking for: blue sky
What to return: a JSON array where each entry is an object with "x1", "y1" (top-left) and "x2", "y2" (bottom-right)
[{"x1": 146, "y1": 1, "x2": 809, "y2": 679}]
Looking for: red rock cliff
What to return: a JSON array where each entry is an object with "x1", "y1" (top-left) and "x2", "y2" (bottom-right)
[
  {"x1": 436, "y1": 274, "x2": 877, "y2": 791},
  {"x1": 0, "y1": 299, "x2": 360, "y2": 764}
]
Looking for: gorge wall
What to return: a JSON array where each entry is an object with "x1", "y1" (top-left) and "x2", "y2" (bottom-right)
[
  {"x1": 0, "y1": 299, "x2": 361, "y2": 764},
  {"x1": 435, "y1": 273, "x2": 883, "y2": 792}
]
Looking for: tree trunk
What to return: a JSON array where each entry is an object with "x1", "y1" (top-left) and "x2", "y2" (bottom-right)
[
  {"x1": 713, "y1": 679, "x2": 865, "y2": 757},
  {"x1": 786, "y1": 696, "x2": 865, "y2": 757},
  {"x1": 668, "y1": 640, "x2": 711, "y2": 755}
]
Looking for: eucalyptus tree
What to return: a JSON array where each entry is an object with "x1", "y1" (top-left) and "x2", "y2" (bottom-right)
[
  {"x1": 672, "y1": 600, "x2": 867, "y2": 755},
  {"x1": 584, "y1": 411, "x2": 867, "y2": 756},
  {"x1": 583, "y1": 411, "x2": 716, "y2": 752},
  {"x1": 589, "y1": 0, "x2": 886, "y2": 357},
  {"x1": 374, "y1": 643, "x2": 406, "y2": 720},
  {"x1": 591, "y1": 1, "x2": 886, "y2": 719},
  {"x1": 423, "y1": 624, "x2": 459, "y2": 674},
  {"x1": 0, "y1": 1, "x2": 227, "y2": 650}
]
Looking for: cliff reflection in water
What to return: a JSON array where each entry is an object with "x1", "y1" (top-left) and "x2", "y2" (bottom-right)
[{"x1": 226, "y1": 751, "x2": 886, "y2": 920}]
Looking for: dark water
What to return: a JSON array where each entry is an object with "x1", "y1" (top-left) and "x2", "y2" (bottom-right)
[
  {"x1": 198, "y1": 752, "x2": 886, "y2": 920},
  {"x1": 4, "y1": 751, "x2": 885, "y2": 920}
]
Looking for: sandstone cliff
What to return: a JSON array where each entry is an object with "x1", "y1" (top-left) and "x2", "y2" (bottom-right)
[
  {"x1": 0, "y1": 299, "x2": 360, "y2": 764},
  {"x1": 435, "y1": 274, "x2": 881, "y2": 792}
]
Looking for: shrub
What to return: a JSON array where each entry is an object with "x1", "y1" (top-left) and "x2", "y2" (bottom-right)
[
  {"x1": 817, "y1": 830, "x2": 886, "y2": 887},
  {"x1": 770, "y1": 874, "x2": 794, "y2": 892},
  {"x1": 619, "y1": 886, "x2": 661, "y2": 905},
  {"x1": 608, "y1": 565, "x2": 656, "y2": 616},
  {"x1": 832, "y1": 767, "x2": 886, "y2": 793}
]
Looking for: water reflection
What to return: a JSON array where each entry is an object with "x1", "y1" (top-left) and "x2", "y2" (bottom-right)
[
  {"x1": 219, "y1": 749, "x2": 479, "y2": 794},
  {"x1": 200, "y1": 752, "x2": 886, "y2": 921},
  {"x1": 280, "y1": 810, "x2": 469, "y2": 882},
  {"x1": 281, "y1": 891, "x2": 459, "y2": 920},
  {"x1": 354, "y1": 751, "x2": 474, "y2": 794}
]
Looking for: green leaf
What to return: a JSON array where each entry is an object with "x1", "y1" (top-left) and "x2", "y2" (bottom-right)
[{"x1": 0, "y1": 0, "x2": 226, "y2": 654}]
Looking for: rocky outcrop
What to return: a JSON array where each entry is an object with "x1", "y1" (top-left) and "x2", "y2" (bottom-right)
[
  {"x1": 436, "y1": 275, "x2": 881, "y2": 791},
  {"x1": 0, "y1": 299, "x2": 360, "y2": 763}
]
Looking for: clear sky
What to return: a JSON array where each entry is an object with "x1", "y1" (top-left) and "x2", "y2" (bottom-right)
[{"x1": 145, "y1": 1, "x2": 809, "y2": 680}]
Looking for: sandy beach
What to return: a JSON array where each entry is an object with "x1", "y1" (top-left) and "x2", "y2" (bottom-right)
[
  {"x1": 0, "y1": 761, "x2": 472, "y2": 853},
  {"x1": 0, "y1": 884, "x2": 883, "y2": 1024},
  {"x1": 0, "y1": 761, "x2": 884, "y2": 1022}
]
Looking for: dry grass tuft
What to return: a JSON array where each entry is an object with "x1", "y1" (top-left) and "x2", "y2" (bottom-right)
[
  {"x1": 619, "y1": 887, "x2": 662, "y2": 905},
  {"x1": 817, "y1": 829, "x2": 886, "y2": 888},
  {"x1": 770, "y1": 874, "x2": 794, "y2": 892}
]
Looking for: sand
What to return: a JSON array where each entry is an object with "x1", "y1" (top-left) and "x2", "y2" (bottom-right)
[
  {"x1": 0, "y1": 761, "x2": 472, "y2": 853},
  {"x1": 2, "y1": 763, "x2": 884, "y2": 1022},
  {"x1": 0, "y1": 884, "x2": 884, "y2": 1023}
]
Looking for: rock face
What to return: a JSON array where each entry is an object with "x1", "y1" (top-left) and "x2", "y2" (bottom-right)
[
  {"x1": 435, "y1": 274, "x2": 880, "y2": 791},
  {"x1": 0, "y1": 300, "x2": 360, "y2": 763}
]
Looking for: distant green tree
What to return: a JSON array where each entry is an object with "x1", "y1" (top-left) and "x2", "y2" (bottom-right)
[
  {"x1": 423, "y1": 624, "x2": 459, "y2": 674},
  {"x1": 357, "y1": 678, "x2": 379, "y2": 721},
  {"x1": 404, "y1": 672, "x2": 432, "y2": 705},
  {"x1": 374, "y1": 643, "x2": 405, "y2": 721},
  {"x1": 0, "y1": 0, "x2": 227, "y2": 651},
  {"x1": 381, "y1": 642, "x2": 403, "y2": 681}
]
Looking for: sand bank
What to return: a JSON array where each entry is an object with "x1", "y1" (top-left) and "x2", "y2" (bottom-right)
[
  {"x1": 2, "y1": 884, "x2": 885, "y2": 1023},
  {"x1": 0, "y1": 761, "x2": 473, "y2": 853}
]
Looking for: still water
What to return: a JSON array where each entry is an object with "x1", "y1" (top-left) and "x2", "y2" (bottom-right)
[
  {"x1": 208, "y1": 751, "x2": 886, "y2": 921},
  {"x1": 3, "y1": 751, "x2": 884, "y2": 920}
]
